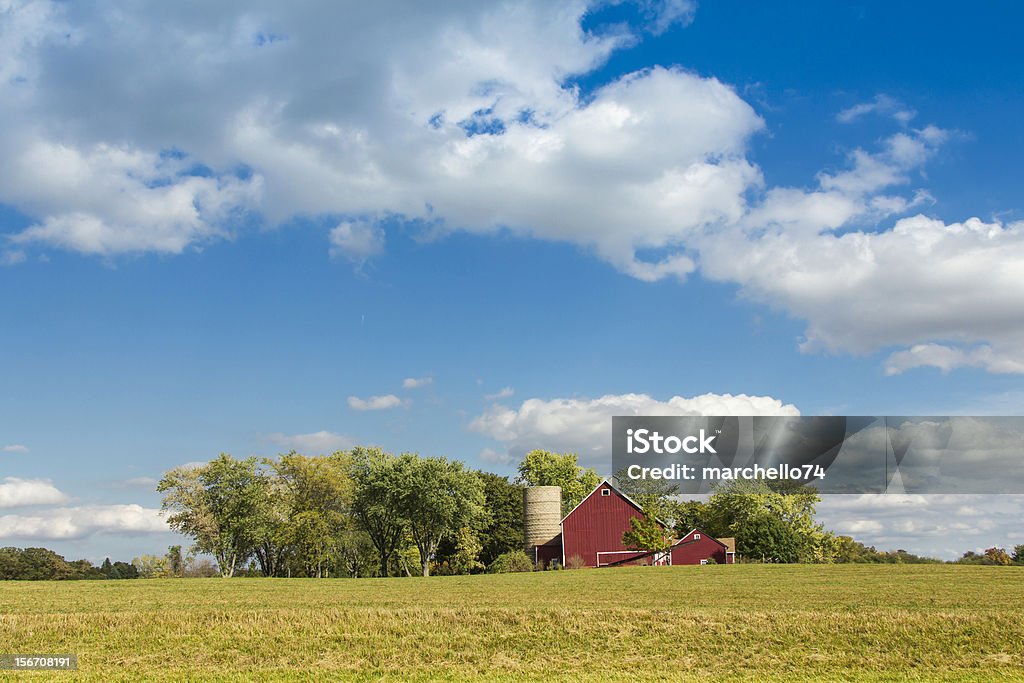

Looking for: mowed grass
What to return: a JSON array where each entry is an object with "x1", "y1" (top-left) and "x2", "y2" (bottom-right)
[{"x1": 2, "y1": 565, "x2": 1024, "y2": 681}]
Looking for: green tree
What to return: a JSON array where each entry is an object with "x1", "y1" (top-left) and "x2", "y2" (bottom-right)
[
  {"x1": 703, "y1": 479, "x2": 832, "y2": 563},
  {"x1": 272, "y1": 451, "x2": 353, "y2": 577},
  {"x1": 740, "y1": 512, "x2": 803, "y2": 563},
  {"x1": 516, "y1": 450, "x2": 600, "y2": 515},
  {"x1": 100, "y1": 557, "x2": 114, "y2": 578},
  {"x1": 349, "y1": 447, "x2": 409, "y2": 578},
  {"x1": 475, "y1": 472, "x2": 524, "y2": 567},
  {"x1": 112, "y1": 561, "x2": 138, "y2": 579},
  {"x1": 397, "y1": 454, "x2": 486, "y2": 577},
  {"x1": 166, "y1": 545, "x2": 184, "y2": 577},
  {"x1": 622, "y1": 509, "x2": 674, "y2": 559},
  {"x1": 132, "y1": 554, "x2": 171, "y2": 578},
  {"x1": 158, "y1": 454, "x2": 266, "y2": 578}
]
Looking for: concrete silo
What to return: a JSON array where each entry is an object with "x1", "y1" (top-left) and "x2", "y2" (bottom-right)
[{"x1": 523, "y1": 486, "x2": 562, "y2": 567}]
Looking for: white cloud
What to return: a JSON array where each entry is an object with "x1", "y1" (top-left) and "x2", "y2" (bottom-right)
[
  {"x1": 264, "y1": 430, "x2": 355, "y2": 453},
  {"x1": 700, "y1": 213, "x2": 1024, "y2": 371},
  {"x1": 836, "y1": 94, "x2": 916, "y2": 124},
  {"x1": 0, "y1": 2, "x2": 759, "y2": 282},
  {"x1": 637, "y1": 0, "x2": 697, "y2": 35},
  {"x1": 347, "y1": 394, "x2": 403, "y2": 411},
  {"x1": 329, "y1": 220, "x2": 384, "y2": 263},
  {"x1": 479, "y1": 447, "x2": 516, "y2": 466},
  {"x1": 2, "y1": 444, "x2": 29, "y2": 453},
  {"x1": 817, "y1": 493, "x2": 1024, "y2": 559},
  {"x1": 5, "y1": 141, "x2": 261, "y2": 255},
  {"x1": 402, "y1": 376, "x2": 433, "y2": 389},
  {"x1": 470, "y1": 392, "x2": 798, "y2": 465},
  {"x1": 0, "y1": 2, "x2": 1020, "y2": 374},
  {"x1": 0, "y1": 477, "x2": 68, "y2": 507},
  {"x1": 484, "y1": 386, "x2": 515, "y2": 400},
  {"x1": 0, "y1": 504, "x2": 168, "y2": 540}
]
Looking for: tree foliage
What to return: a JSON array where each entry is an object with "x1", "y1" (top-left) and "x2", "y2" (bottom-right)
[
  {"x1": 475, "y1": 472, "x2": 524, "y2": 567},
  {"x1": 349, "y1": 447, "x2": 409, "y2": 578},
  {"x1": 622, "y1": 510, "x2": 675, "y2": 558},
  {"x1": 396, "y1": 454, "x2": 485, "y2": 577},
  {"x1": 701, "y1": 479, "x2": 833, "y2": 563},
  {"x1": 516, "y1": 449, "x2": 600, "y2": 515},
  {"x1": 158, "y1": 454, "x2": 266, "y2": 577}
]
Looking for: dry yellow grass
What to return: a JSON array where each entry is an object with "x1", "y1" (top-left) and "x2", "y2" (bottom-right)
[{"x1": 1, "y1": 564, "x2": 1023, "y2": 681}]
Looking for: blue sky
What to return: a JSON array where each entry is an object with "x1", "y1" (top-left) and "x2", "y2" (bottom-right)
[{"x1": 1, "y1": 0, "x2": 1023, "y2": 562}]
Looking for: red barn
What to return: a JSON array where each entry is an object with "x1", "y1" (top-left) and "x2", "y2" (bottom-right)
[{"x1": 527, "y1": 479, "x2": 735, "y2": 568}]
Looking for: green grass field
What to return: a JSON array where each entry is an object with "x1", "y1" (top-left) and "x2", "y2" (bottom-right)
[{"x1": 2, "y1": 564, "x2": 1023, "y2": 681}]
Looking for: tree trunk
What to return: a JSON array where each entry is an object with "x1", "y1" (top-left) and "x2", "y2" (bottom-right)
[{"x1": 380, "y1": 553, "x2": 390, "y2": 578}]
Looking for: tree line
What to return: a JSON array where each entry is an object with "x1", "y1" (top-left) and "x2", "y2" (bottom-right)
[
  {"x1": 4, "y1": 448, "x2": 1023, "y2": 579},
  {"x1": 0, "y1": 544, "x2": 220, "y2": 581},
  {"x1": 155, "y1": 447, "x2": 563, "y2": 578}
]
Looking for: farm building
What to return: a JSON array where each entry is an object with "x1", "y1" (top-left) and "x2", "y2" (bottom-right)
[{"x1": 525, "y1": 479, "x2": 735, "y2": 568}]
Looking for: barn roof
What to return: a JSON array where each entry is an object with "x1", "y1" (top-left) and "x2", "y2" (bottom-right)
[
  {"x1": 674, "y1": 527, "x2": 728, "y2": 550},
  {"x1": 560, "y1": 478, "x2": 646, "y2": 523}
]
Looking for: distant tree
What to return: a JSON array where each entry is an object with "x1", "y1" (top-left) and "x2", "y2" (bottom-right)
[
  {"x1": 984, "y1": 547, "x2": 1012, "y2": 566},
  {"x1": 0, "y1": 548, "x2": 20, "y2": 579},
  {"x1": 132, "y1": 554, "x2": 171, "y2": 578},
  {"x1": 516, "y1": 450, "x2": 600, "y2": 515},
  {"x1": 475, "y1": 472, "x2": 524, "y2": 567},
  {"x1": 397, "y1": 454, "x2": 486, "y2": 577},
  {"x1": 956, "y1": 550, "x2": 985, "y2": 565},
  {"x1": 349, "y1": 447, "x2": 409, "y2": 578},
  {"x1": 1012, "y1": 544, "x2": 1024, "y2": 565},
  {"x1": 622, "y1": 509, "x2": 674, "y2": 558},
  {"x1": 17, "y1": 547, "x2": 74, "y2": 580},
  {"x1": 166, "y1": 545, "x2": 184, "y2": 577},
  {"x1": 158, "y1": 454, "x2": 266, "y2": 578},
  {"x1": 101, "y1": 558, "x2": 114, "y2": 578},
  {"x1": 112, "y1": 561, "x2": 138, "y2": 579}
]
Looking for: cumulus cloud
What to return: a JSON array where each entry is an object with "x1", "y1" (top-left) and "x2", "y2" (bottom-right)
[
  {"x1": 0, "y1": 477, "x2": 67, "y2": 507},
  {"x1": 0, "y1": 2, "x2": 1020, "y2": 373},
  {"x1": 347, "y1": 394, "x2": 403, "y2": 411},
  {"x1": 329, "y1": 220, "x2": 385, "y2": 263},
  {"x1": 402, "y1": 376, "x2": 433, "y2": 389},
  {"x1": 2, "y1": 444, "x2": 29, "y2": 453},
  {"x1": 700, "y1": 214, "x2": 1024, "y2": 371},
  {"x1": 0, "y1": 504, "x2": 168, "y2": 540},
  {"x1": 264, "y1": 430, "x2": 355, "y2": 453},
  {"x1": 817, "y1": 493, "x2": 1024, "y2": 559},
  {"x1": 470, "y1": 392, "x2": 798, "y2": 465},
  {"x1": 479, "y1": 447, "x2": 516, "y2": 466},
  {"x1": 5, "y1": 141, "x2": 260, "y2": 255}
]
